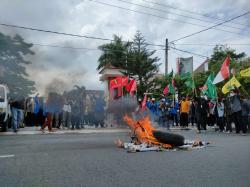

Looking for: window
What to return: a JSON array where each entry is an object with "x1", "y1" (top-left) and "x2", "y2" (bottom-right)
[{"x1": 0, "y1": 86, "x2": 5, "y2": 102}]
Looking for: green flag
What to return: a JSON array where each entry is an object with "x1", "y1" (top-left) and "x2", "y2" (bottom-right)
[
  {"x1": 168, "y1": 83, "x2": 175, "y2": 94},
  {"x1": 166, "y1": 69, "x2": 173, "y2": 78},
  {"x1": 202, "y1": 73, "x2": 217, "y2": 99},
  {"x1": 180, "y1": 72, "x2": 191, "y2": 80},
  {"x1": 181, "y1": 72, "x2": 195, "y2": 89}
]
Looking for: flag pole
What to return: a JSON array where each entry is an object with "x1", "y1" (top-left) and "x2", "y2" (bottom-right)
[{"x1": 192, "y1": 72, "x2": 197, "y2": 97}]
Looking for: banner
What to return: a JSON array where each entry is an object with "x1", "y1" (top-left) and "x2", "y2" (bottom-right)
[
  {"x1": 222, "y1": 76, "x2": 241, "y2": 94},
  {"x1": 176, "y1": 57, "x2": 193, "y2": 75},
  {"x1": 240, "y1": 67, "x2": 250, "y2": 77}
]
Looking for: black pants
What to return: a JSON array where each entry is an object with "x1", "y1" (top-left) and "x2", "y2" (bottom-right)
[
  {"x1": 217, "y1": 117, "x2": 224, "y2": 132},
  {"x1": 190, "y1": 116, "x2": 195, "y2": 126},
  {"x1": 233, "y1": 111, "x2": 242, "y2": 133},
  {"x1": 241, "y1": 115, "x2": 248, "y2": 134},
  {"x1": 172, "y1": 114, "x2": 179, "y2": 126},
  {"x1": 180, "y1": 113, "x2": 188, "y2": 127},
  {"x1": 226, "y1": 115, "x2": 233, "y2": 132},
  {"x1": 196, "y1": 114, "x2": 207, "y2": 131},
  {"x1": 208, "y1": 114, "x2": 216, "y2": 126}
]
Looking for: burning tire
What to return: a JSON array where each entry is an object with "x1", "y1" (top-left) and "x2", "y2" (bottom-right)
[{"x1": 153, "y1": 130, "x2": 185, "y2": 146}]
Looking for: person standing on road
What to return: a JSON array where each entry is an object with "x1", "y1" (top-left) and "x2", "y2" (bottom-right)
[
  {"x1": 241, "y1": 96, "x2": 249, "y2": 135},
  {"x1": 10, "y1": 97, "x2": 24, "y2": 133},
  {"x1": 189, "y1": 98, "x2": 196, "y2": 127},
  {"x1": 180, "y1": 96, "x2": 190, "y2": 128},
  {"x1": 229, "y1": 89, "x2": 245, "y2": 134},
  {"x1": 195, "y1": 96, "x2": 209, "y2": 133},
  {"x1": 146, "y1": 97, "x2": 159, "y2": 126},
  {"x1": 216, "y1": 98, "x2": 225, "y2": 132},
  {"x1": 170, "y1": 101, "x2": 179, "y2": 126},
  {"x1": 62, "y1": 99, "x2": 71, "y2": 129}
]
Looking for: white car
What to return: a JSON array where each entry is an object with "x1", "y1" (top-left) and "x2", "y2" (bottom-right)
[{"x1": 0, "y1": 84, "x2": 11, "y2": 131}]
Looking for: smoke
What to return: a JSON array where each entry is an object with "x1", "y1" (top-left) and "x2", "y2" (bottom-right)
[
  {"x1": 44, "y1": 78, "x2": 69, "y2": 95},
  {"x1": 107, "y1": 96, "x2": 138, "y2": 116}
]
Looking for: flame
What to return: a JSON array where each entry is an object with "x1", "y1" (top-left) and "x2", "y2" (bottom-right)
[{"x1": 123, "y1": 115, "x2": 172, "y2": 149}]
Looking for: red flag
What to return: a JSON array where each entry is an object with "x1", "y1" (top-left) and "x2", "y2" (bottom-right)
[
  {"x1": 163, "y1": 86, "x2": 169, "y2": 95},
  {"x1": 109, "y1": 76, "x2": 124, "y2": 99},
  {"x1": 129, "y1": 79, "x2": 137, "y2": 96},
  {"x1": 142, "y1": 94, "x2": 147, "y2": 110},
  {"x1": 125, "y1": 80, "x2": 133, "y2": 92},
  {"x1": 213, "y1": 56, "x2": 230, "y2": 84},
  {"x1": 121, "y1": 76, "x2": 129, "y2": 86},
  {"x1": 110, "y1": 77, "x2": 122, "y2": 89},
  {"x1": 172, "y1": 78, "x2": 175, "y2": 87}
]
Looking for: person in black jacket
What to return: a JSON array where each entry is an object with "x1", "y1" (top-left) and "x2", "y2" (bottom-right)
[{"x1": 194, "y1": 95, "x2": 209, "y2": 133}]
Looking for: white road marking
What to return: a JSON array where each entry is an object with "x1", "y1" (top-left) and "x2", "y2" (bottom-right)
[{"x1": 0, "y1": 154, "x2": 15, "y2": 158}]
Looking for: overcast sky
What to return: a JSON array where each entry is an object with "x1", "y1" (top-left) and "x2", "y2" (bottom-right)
[{"x1": 0, "y1": 0, "x2": 250, "y2": 95}]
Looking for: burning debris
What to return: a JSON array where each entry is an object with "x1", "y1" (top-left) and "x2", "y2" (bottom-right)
[{"x1": 116, "y1": 115, "x2": 210, "y2": 153}]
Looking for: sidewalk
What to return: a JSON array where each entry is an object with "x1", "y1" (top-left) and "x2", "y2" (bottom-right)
[
  {"x1": 0, "y1": 125, "x2": 217, "y2": 136},
  {"x1": 0, "y1": 126, "x2": 130, "y2": 136}
]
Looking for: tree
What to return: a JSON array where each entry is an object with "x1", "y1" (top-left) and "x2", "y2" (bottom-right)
[
  {"x1": 0, "y1": 32, "x2": 36, "y2": 98},
  {"x1": 125, "y1": 31, "x2": 160, "y2": 96},
  {"x1": 97, "y1": 31, "x2": 160, "y2": 97},
  {"x1": 97, "y1": 35, "x2": 129, "y2": 70},
  {"x1": 209, "y1": 45, "x2": 246, "y2": 73}
]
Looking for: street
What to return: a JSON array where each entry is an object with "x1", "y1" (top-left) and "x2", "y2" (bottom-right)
[{"x1": 0, "y1": 130, "x2": 249, "y2": 187}]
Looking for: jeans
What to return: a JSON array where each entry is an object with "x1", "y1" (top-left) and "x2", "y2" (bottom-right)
[{"x1": 11, "y1": 108, "x2": 22, "y2": 131}]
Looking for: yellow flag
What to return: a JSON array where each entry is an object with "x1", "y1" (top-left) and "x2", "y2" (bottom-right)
[
  {"x1": 240, "y1": 67, "x2": 250, "y2": 77},
  {"x1": 222, "y1": 76, "x2": 241, "y2": 94}
]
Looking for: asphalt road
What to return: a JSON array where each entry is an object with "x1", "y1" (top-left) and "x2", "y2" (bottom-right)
[{"x1": 0, "y1": 130, "x2": 249, "y2": 187}]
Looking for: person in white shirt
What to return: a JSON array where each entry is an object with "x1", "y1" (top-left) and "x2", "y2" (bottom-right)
[
  {"x1": 216, "y1": 98, "x2": 225, "y2": 132},
  {"x1": 62, "y1": 101, "x2": 71, "y2": 129}
]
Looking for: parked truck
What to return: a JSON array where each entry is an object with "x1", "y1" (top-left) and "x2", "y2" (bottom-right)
[{"x1": 0, "y1": 84, "x2": 11, "y2": 131}]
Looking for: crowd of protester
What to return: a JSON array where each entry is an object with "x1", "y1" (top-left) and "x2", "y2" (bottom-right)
[
  {"x1": 6, "y1": 88, "x2": 250, "y2": 135},
  {"x1": 7, "y1": 92, "x2": 105, "y2": 133},
  {"x1": 137, "y1": 89, "x2": 250, "y2": 135}
]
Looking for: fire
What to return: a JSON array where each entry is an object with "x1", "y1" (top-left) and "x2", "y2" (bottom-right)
[{"x1": 123, "y1": 115, "x2": 172, "y2": 149}]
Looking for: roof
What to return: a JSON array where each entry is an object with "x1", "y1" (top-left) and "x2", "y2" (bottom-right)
[{"x1": 99, "y1": 64, "x2": 123, "y2": 74}]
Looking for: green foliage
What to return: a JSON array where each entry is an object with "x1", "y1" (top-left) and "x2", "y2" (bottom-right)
[
  {"x1": 97, "y1": 31, "x2": 160, "y2": 97},
  {"x1": 0, "y1": 32, "x2": 36, "y2": 98},
  {"x1": 209, "y1": 45, "x2": 246, "y2": 73},
  {"x1": 97, "y1": 35, "x2": 129, "y2": 70},
  {"x1": 125, "y1": 31, "x2": 160, "y2": 96}
]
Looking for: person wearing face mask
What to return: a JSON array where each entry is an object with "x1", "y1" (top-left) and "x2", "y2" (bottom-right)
[{"x1": 229, "y1": 89, "x2": 244, "y2": 134}]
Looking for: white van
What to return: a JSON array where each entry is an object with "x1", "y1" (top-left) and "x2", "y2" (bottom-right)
[{"x1": 0, "y1": 84, "x2": 11, "y2": 131}]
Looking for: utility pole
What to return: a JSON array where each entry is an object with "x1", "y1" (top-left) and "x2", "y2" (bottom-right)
[{"x1": 165, "y1": 38, "x2": 168, "y2": 75}]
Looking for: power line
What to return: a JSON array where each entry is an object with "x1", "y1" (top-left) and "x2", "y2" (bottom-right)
[
  {"x1": 0, "y1": 23, "x2": 113, "y2": 42},
  {"x1": 0, "y1": 23, "x2": 165, "y2": 47},
  {"x1": 172, "y1": 43, "x2": 250, "y2": 46},
  {"x1": 170, "y1": 47, "x2": 209, "y2": 58},
  {"x1": 142, "y1": 0, "x2": 250, "y2": 28},
  {"x1": 88, "y1": 0, "x2": 250, "y2": 36},
  {"x1": 33, "y1": 43, "x2": 99, "y2": 50},
  {"x1": 33, "y1": 42, "x2": 208, "y2": 59},
  {"x1": 114, "y1": 0, "x2": 250, "y2": 32},
  {"x1": 170, "y1": 11, "x2": 250, "y2": 43},
  {"x1": 32, "y1": 43, "x2": 162, "y2": 52}
]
